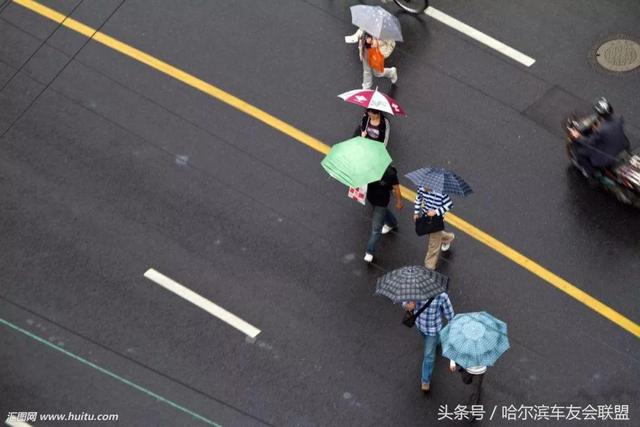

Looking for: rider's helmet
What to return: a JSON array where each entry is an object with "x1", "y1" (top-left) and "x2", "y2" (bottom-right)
[{"x1": 593, "y1": 97, "x2": 613, "y2": 117}]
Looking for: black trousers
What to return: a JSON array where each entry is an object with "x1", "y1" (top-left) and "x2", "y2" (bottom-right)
[
  {"x1": 460, "y1": 371, "x2": 485, "y2": 423},
  {"x1": 467, "y1": 373, "x2": 484, "y2": 407}
]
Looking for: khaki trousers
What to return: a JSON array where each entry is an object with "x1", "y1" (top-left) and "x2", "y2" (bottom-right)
[{"x1": 424, "y1": 231, "x2": 455, "y2": 270}]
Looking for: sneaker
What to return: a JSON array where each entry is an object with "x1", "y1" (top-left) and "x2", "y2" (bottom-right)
[
  {"x1": 344, "y1": 34, "x2": 358, "y2": 43},
  {"x1": 441, "y1": 234, "x2": 455, "y2": 252},
  {"x1": 381, "y1": 224, "x2": 394, "y2": 235},
  {"x1": 421, "y1": 382, "x2": 430, "y2": 392},
  {"x1": 390, "y1": 67, "x2": 398, "y2": 84},
  {"x1": 364, "y1": 252, "x2": 374, "y2": 263}
]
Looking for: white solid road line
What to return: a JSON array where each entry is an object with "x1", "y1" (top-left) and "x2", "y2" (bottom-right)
[
  {"x1": 425, "y1": 7, "x2": 536, "y2": 67},
  {"x1": 6, "y1": 420, "x2": 33, "y2": 427},
  {"x1": 144, "y1": 269, "x2": 261, "y2": 339}
]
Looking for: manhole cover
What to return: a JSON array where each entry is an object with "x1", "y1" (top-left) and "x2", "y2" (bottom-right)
[{"x1": 595, "y1": 38, "x2": 640, "y2": 72}]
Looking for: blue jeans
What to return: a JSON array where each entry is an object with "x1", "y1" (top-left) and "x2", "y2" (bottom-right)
[
  {"x1": 366, "y1": 205, "x2": 398, "y2": 254},
  {"x1": 420, "y1": 333, "x2": 439, "y2": 384}
]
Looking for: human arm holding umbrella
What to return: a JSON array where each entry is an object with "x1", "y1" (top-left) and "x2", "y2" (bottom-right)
[
  {"x1": 345, "y1": 28, "x2": 364, "y2": 44},
  {"x1": 364, "y1": 115, "x2": 390, "y2": 146},
  {"x1": 359, "y1": 34, "x2": 378, "y2": 63},
  {"x1": 403, "y1": 292, "x2": 453, "y2": 317},
  {"x1": 433, "y1": 192, "x2": 453, "y2": 216},
  {"x1": 441, "y1": 293, "x2": 455, "y2": 322},
  {"x1": 392, "y1": 183, "x2": 404, "y2": 211},
  {"x1": 403, "y1": 301, "x2": 417, "y2": 312},
  {"x1": 413, "y1": 186, "x2": 453, "y2": 219},
  {"x1": 361, "y1": 36, "x2": 395, "y2": 58},
  {"x1": 448, "y1": 359, "x2": 487, "y2": 373},
  {"x1": 359, "y1": 110, "x2": 390, "y2": 146}
]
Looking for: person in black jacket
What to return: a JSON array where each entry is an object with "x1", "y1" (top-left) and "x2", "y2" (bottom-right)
[
  {"x1": 570, "y1": 98, "x2": 630, "y2": 175},
  {"x1": 364, "y1": 165, "x2": 403, "y2": 263},
  {"x1": 354, "y1": 109, "x2": 390, "y2": 146}
]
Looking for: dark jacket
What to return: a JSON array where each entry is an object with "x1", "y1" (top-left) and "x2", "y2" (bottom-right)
[
  {"x1": 355, "y1": 113, "x2": 390, "y2": 145},
  {"x1": 580, "y1": 116, "x2": 629, "y2": 168}
]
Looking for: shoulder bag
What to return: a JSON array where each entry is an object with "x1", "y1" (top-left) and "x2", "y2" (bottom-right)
[
  {"x1": 415, "y1": 215, "x2": 445, "y2": 236},
  {"x1": 402, "y1": 297, "x2": 435, "y2": 328}
]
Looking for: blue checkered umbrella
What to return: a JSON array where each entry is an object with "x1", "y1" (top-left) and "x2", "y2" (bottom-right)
[
  {"x1": 405, "y1": 167, "x2": 473, "y2": 197},
  {"x1": 440, "y1": 312, "x2": 509, "y2": 368}
]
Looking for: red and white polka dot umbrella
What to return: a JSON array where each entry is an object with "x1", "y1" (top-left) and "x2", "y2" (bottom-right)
[{"x1": 338, "y1": 88, "x2": 406, "y2": 116}]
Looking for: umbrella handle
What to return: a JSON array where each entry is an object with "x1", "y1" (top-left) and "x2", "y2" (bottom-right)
[{"x1": 362, "y1": 116, "x2": 370, "y2": 134}]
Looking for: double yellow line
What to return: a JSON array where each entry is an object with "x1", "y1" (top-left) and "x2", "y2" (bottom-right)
[{"x1": 11, "y1": 0, "x2": 639, "y2": 338}]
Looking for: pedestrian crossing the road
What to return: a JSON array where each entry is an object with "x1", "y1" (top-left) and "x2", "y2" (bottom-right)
[{"x1": 10, "y1": 0, "x2": 638, "y2": 340}]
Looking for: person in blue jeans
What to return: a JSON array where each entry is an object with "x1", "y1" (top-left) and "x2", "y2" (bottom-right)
[
  {"x1": 364, "y1": 165, "x2": 403, "y2": 263},
  {"x1": 403, "y1": 292, "x2": 455, "y2": 392}
]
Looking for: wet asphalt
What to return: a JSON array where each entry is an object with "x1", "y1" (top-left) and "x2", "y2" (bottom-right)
[{"x1": 0, "y1": 0, "x2": 638, "y2": 426}]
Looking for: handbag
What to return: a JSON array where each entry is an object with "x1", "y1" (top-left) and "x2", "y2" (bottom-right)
[
  {"x1": 367, "y1": 47, "x2": 385, "y2": 73},
  {"x1": 402, "y1": 297, "x2": 434, "y2": 328},
  {"x1": 415, "y1": 215, "x2": 445, "y2": 236},
  {"x1": 378, "y1": 40, "x2": 396, "y2": 59}
]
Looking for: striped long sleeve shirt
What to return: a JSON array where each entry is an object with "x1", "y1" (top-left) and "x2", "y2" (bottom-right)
[{"x1": 414, "y1": 187, "x2": 453, "y2": 216}]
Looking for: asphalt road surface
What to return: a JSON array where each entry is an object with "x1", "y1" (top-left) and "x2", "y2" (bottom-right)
[{"x1": 1, "y1": 0, "x2": 639, "y2": 426}]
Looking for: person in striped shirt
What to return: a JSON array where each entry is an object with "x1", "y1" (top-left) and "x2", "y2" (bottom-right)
[{"x1": 413, "y1": 186, "x2": 455, "y2": 270}]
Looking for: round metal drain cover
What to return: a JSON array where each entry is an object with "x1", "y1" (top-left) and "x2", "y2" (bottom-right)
[{"x1": 595, "y1": 38, "x2": 640, "y2": 72}]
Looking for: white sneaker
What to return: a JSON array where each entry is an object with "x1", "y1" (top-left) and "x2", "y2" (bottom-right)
[
  {"x1": 390, "y1": 67, "x2": 398, "y2": 84},
  {"x1": 345, "y1": 34, "x2": 358, "y2": 43},
  {"x1": 381, "y1": 224, "x2": 394, "y2": 234},
  {"x1": 364, "y1": 253, "x2": 374, "y2": 263},
  {"x1": 441, "y1": 234, "x2": 455, "y2": 252}
]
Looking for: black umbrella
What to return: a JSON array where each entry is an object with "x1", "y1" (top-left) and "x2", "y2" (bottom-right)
[{"x1": 375, "y1": 266, "x2": 449, "y2": 303}]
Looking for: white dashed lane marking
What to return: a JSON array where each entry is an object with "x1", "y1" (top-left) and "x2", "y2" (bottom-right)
[
  {"x1": 6, "y1": 420, "x2": 33, "y2": 427},
  {"x1": 144, "y1": 268, "x2": 261, "y2": 338},
  {"x1": 426, "y1": 7, "x2": 536, "y2": 67}
]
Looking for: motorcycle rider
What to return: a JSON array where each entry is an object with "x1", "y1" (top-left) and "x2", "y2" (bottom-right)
[{"x1": 569, "y1": 97, "x2": 630, "y2": 176}]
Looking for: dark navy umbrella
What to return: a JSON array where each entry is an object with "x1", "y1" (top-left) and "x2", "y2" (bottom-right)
[{"x1": 405, "y1": 167, "x2": 473, "y2": 197}]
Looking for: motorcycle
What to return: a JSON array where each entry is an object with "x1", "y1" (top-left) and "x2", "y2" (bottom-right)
[{"x1": 564, "y1": 114, "x2": 640, "y2": 208}]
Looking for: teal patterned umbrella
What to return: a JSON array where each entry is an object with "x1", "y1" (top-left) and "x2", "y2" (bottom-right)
[{"x1": 440, "y1": 312, "x2": 509, "y2": 368}]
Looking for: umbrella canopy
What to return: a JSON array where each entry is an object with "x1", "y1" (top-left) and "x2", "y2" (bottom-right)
[
  {"x1": 440, "y1": 312, "x2": 510, "y2": 368},
  {"x1": 375, "y1": 265, "x2": 449, "y2": 303},
  {"x1": 350, "y1": 5, "x2": 403, "y2": 42},
  {"x1": 321, "y1": 137, "x2": 392, "y2": 188},
  {"x1": 338, "y1": 88, "x2": 406, "y2": 116},
  {"x1": 405, "y1": 167, "x2": 473, "y2": 197}
]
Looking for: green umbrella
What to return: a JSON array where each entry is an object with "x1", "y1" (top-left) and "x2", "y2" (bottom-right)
[{"x1": 321, "y1": 137, "x2": 392, "y2": 188}]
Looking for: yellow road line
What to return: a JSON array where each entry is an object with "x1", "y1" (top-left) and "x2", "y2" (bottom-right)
[{"x1": 13, "y1": 0, "x2": 640, "y2": 338}]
